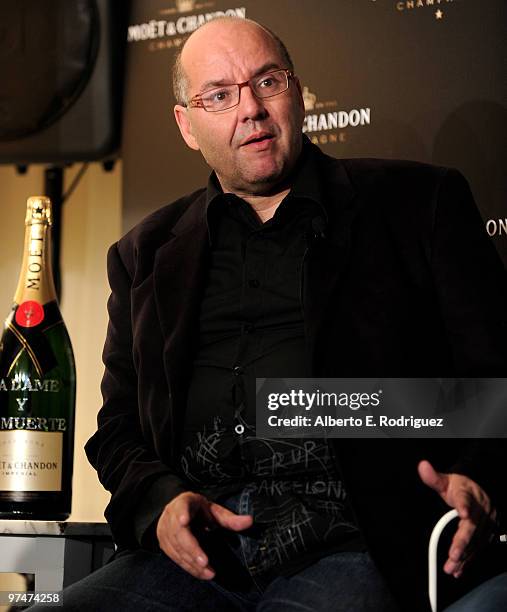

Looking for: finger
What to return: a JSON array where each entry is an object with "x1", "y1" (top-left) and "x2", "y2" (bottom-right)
[
  {"x1": 417, "y1": 460, "x2": 449, "y2": 495},
  {"x1": 444, "y1": 500, "x2": 499, "y2": 577},
  {"x1": 209, "y1": 503, "x2": 253, "y2": 531},
  {"x1": 177, "y1": 555, "x2": 215, "y2": 580},
  {"x1": 167, "y1": 535, "x2": 215, "y2": 579},
  {"x1": 445, "y1": 556, "x2": 466, "y2": 579},
  {"x1": 162, "y1": 539, "x2": 208, "y2": 578},
  {"x1": 178, "y1": 553, "x2": 214, "y2": 579},
  {"x1": 451, "y1": 488, "x2": 474, "y2": 520},
  {"x1": 174, "y1": 525, "x2": 212, "y2": 570},
  {"x1": 449, "y1": 560, "x2": 465, "y2": 580},
  {"x1": 451, "y1": 518, "x2": 476, "y2": 557},
  {"x1": 172, "y1": 542, "x2": 205, "y2": 572},
  {"x1": 176, "y1": 493, "x2": 205, "y2": 527},
  {"x1": 444, "y1": 519, "x2": 476, "y2": 574},
  {"x1": 452, "y1": 487, "x2": 490, "y2": 523}
]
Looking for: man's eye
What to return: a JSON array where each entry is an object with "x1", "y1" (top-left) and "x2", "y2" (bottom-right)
[
  {"x1": 259, "y1": 77, "x2": 275, "y2": 89},
  {"x1": 214, "y1": 90, "x2": 230, "y2": 101},
  {"x1": 202, "y1": 89, "x2": 231, "y2": 104}
]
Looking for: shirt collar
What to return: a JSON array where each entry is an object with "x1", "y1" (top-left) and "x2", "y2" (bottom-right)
[{"x1": 204, "y1": 137, "x2": 326, "y2": 243}]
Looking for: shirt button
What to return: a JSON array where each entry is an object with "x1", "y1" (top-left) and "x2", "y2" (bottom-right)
[
  {"x1": 233, "y1": 365, "x2": 244, "y2": 375},
  {"x1": 244, "y1": 323, "x2": 255, "y2": 334},
  {"x1": 248, "y1": 279, "x2": 260, "y2": 288}
]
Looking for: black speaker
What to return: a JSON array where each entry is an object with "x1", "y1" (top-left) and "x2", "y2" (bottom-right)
[{"x1": 0, "y1": 0, "x2": 126, "y2": 164}]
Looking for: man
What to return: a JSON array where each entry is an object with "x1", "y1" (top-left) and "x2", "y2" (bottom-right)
[{"x1": 61, "y1": 16, "x2": 507, "y2": 612}]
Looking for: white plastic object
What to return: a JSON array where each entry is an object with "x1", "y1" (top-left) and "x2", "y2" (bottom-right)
[{"x1": 428, "y1": 508, "x2": 459, "y2": 612}]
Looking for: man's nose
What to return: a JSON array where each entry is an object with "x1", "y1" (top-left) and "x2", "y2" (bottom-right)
[{"x1": 237, "y1": 85, "x2": 268, "y2": 122}]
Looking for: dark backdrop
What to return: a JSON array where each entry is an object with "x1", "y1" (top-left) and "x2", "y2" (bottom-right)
[{"x1": 122, "y1": 0, "x2": 506, "y2": 265}]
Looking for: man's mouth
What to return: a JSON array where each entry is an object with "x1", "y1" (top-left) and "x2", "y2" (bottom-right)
[{"x1": 241, "y1": 132, "x2": 274, "y2": 146}]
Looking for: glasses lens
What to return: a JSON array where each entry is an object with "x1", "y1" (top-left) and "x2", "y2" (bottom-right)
[
  {"x1": 201, "y1": 85, "x2": 238, "y2": 111},
  {"x1": 252, "y1": 70, "x2": 288, "y2": 99}
]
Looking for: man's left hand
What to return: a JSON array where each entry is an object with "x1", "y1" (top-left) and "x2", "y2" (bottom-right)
[{"x1": 418, "y1": 459, "x2": 497, "y2": 578}]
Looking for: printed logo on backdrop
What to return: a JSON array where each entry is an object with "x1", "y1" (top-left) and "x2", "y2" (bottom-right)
[
  {"x1": 302, "y1": 86, "x2": 371, "y2": 146},
  {"x1": 486, "y1": 218, "x2": 507, "y2": 237},
  {"x1": 127, "y1": 2, "x2": 246, "y2": 52},
  {"x1": 393, "y1": 0, "x2": 456, "y2": 21}
]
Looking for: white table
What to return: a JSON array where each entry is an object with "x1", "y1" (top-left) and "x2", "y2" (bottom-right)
[{"x1": 0, "y1": 521, "x2": 113, "y2": 594}]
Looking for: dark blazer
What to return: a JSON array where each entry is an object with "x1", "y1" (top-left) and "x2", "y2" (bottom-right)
[{"x1": 85, "y1": 144, "x2": 507, "y2": 611}]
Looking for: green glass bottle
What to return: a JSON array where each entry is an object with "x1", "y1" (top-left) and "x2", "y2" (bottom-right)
[{"x1": 0, "y1": 196, "x2": 76, "y2": 520}]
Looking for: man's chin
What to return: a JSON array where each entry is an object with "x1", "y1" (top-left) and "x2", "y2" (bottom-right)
[
  {"x1": 238, "y1": 164, "x2": 291, "y2": 192},
  {"x1": 237, "y1": 174, "x2": 287, "y2": 195}
]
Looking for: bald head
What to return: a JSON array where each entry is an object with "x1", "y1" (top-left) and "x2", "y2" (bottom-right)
[
  {"x1": 172, "y1": 17, "x2": 294, "y2": 105},
  {"x1": 172, "y1": 15, "x2": 305, "y2": 196}
]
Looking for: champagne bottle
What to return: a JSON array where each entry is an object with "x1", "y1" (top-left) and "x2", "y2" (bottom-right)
[{"x1": 0, "y1": 196, "x2": 76, "y2": 520}]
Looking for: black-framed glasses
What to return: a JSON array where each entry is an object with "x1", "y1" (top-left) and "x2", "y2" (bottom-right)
[{"x1": 187, "y1": 69, "x2": 294, "y2": 112}]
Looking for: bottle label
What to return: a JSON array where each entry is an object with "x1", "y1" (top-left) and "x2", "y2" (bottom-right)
[
  {"x1": 15, "y1": 301, "x2": 45, "y2": 328},
  {"x1": 0, "y1": 302, "x2": 62, "y2": 378},
  {"x1": 0, "y1": 415, "x2": 66, "y2": 431},
  {"x1": 14, "y1": 201, "x2": 58, "y2": 307},
  {"x1": 0, "y1": 430, "x2": 62, "y2": 491}
]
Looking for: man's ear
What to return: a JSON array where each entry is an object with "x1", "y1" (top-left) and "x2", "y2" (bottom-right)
[{"x1": 174, "y1": 105, "x2": 200, "y2": 151}]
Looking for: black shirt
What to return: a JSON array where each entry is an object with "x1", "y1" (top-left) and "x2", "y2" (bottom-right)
[{"x1": 179, "y1": 143, "x2": 363, "y2": 582}]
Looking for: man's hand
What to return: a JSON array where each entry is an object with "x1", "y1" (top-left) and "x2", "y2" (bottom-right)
[
  {"x1": 418, "y1": 459, "x2": 496, "y2": 578},
  {"x1": 156, "y1": 491, "x2": 253, "y2": 580}
]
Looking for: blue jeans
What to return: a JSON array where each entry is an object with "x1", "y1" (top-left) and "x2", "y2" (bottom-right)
[
  {"x1": 442, "y1": 572, "x2": 507, "y2": 612},
  {"x1": 27, "y1": 548, "x2": 400, "y2": 611}
]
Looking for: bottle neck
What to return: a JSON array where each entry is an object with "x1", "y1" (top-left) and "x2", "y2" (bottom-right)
[{"x1": 14, "y1": 220, "x2": 57, "y2": 306}]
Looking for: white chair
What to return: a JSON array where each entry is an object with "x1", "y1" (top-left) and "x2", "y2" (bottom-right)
[
  {"x1": 428, "y1": 509, "x2": 459, "y2": 612},
  {"x1": 428, "y1": 510, "x2": 507, "y2": 612}
]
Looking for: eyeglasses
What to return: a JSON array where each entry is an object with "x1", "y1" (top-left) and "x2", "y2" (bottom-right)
[{"x1": 187, "y1": 69, "x2": 294, "y2": 112}]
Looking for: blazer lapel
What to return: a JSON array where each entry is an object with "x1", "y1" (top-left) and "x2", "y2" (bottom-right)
[{"x1": 153, "y1": 194, "x2": 210, "y2": 398}]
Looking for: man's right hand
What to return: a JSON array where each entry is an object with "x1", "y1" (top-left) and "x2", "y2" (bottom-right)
[{"x1": 156, "y1": 491, "x2": 253, "y2": 580}]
